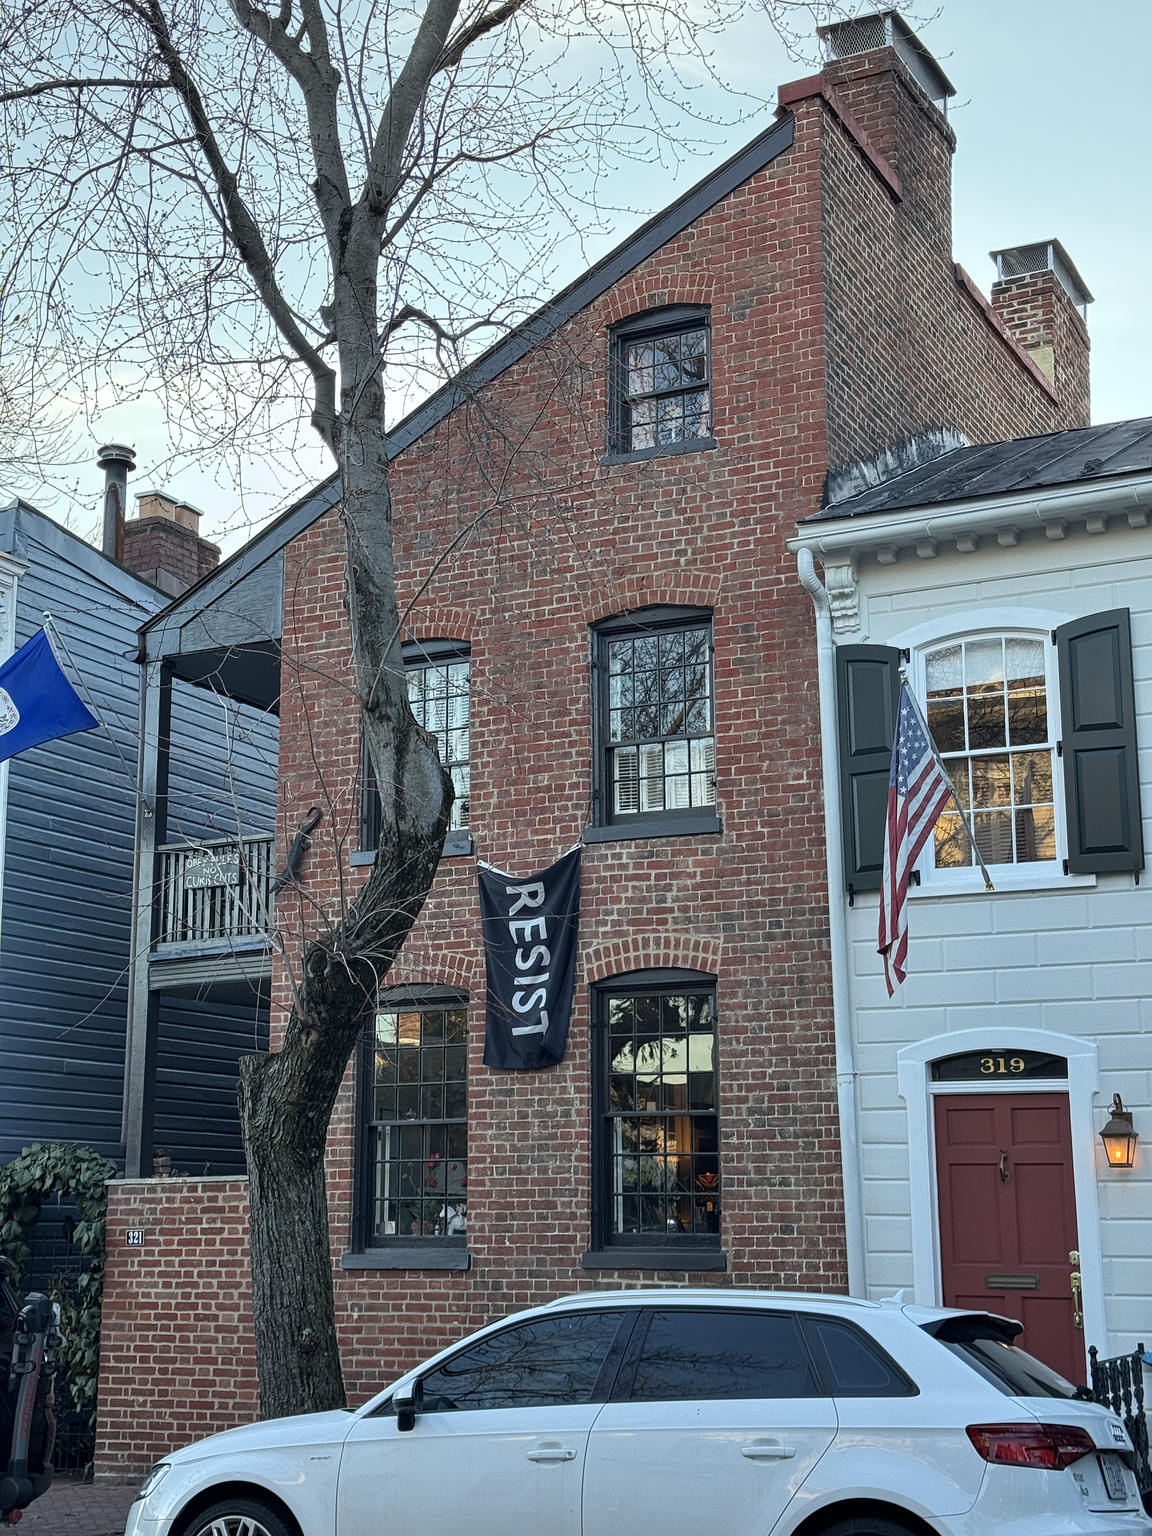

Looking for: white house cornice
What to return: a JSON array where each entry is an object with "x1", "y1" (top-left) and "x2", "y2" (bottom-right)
[{"x1": 788, "y1": 471, "x2": 1152, "y2": 562}]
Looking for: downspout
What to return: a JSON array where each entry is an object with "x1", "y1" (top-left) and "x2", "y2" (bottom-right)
[{"x1": 797, "y1": 547, "x2": 866, "y2": 1297}]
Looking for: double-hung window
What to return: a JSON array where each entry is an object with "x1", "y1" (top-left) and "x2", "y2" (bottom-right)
[
  {"x1": 361, "y1": 639, "x2": 471, "y2": 855},
  {"x1": 359, "y1": 991, "x2": 468, "y2": 1249},
  {"x1": 924, "y1": 634, "x2": 1056, "y2": 870},
  {"x1": 590, "y1": 972, "x2": 721, "y2": 1261},
  {"x1": 594, "y1": 608, "x2": 716, "y2": 831},
  {"x1": 610, "y1": 307, "x2": 712, "y2": 458}
]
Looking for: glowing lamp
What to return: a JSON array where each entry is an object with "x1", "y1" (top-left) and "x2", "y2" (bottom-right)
[{"x1": 1100, "y1": 1095, "x2": 1138, "y2": 1169}]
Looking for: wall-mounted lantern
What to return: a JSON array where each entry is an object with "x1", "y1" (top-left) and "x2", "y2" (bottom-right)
[{"x1": 1100, "y1": 1095, "x2": 1139, "y2": 1169}]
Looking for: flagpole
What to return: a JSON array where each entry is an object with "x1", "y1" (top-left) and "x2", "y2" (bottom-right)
[{"x1": 898, "y1": 669, "x2": 995, "y2": 893}]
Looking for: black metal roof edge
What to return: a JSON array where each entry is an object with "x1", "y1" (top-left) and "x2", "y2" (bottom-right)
[{"x1": 141, "y1": 112, "x2": 798, "y2": 644}]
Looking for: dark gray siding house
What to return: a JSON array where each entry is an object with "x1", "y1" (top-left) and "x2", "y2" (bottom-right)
[{"x1": 0, "y1": 498, "x2": 277, "y2": 1174}]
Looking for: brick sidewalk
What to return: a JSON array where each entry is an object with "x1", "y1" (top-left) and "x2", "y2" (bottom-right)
[{"x1": 16, "y1": 1481, "x2": 138, "y2": 1536}]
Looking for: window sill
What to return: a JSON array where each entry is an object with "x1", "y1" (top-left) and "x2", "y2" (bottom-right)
[
  {"x1": 581, "y1": 1248, "x2": 726, "y2": 1272},
  {"x1": 351, "y1": 834, "x2": 473, "y2": 868},
  {"x1": 582, "y1": 814, "x2": 722, "y2": 844},
  {"x1": 341, "y1": 1248, "x2": 471, "y2": 1271},
  {"x1": 600, "y1": 437, "x2": 718, "y2": 467},
  {"x1": 908, "y1": 867, "x2": 1096, "y2": 899}
]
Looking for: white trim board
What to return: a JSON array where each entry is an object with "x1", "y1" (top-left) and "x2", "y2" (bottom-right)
[{"x1": 896, "y1": 1026, "x2": 1106, "y2": 1371}]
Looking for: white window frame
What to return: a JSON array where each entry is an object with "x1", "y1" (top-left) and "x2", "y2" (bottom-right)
[{"x1": 889, "y1": 608, "x2": 1094, "y2": 897}]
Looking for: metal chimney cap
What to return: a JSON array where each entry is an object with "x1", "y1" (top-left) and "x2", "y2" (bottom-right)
[
  {"x1": 990, "y1": 239, "x2": 1094, "y2": 313},
  {"x1": 819, "y1": 9, "x2": 956, "y2": 113},
  {"x1": 97, "y1": 442, "x2": 136, "y2": 470}
]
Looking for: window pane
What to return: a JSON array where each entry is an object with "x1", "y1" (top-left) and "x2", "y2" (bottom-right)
[
  {"x1": 926, "y1": 643, "x2": 962, "y2": 697},
  {"x1": 407, "y1": 657, "x2": 471, "y2": 831},
  {"x1": 628, "y1": 1311, "x2": 818, "y2": 1401},
  {"x1": 420, "y1": 1312, "x2": 625, "y2": 1412},
  {"x1": 1006, "y1": 637, "x2": 1045, "y2": 685},
  {"x1": 802, "y1": 1318, "x2": 913, "y2": 1397},
  {"x1": 965, "y1": 637, "x2": 1004, "y2": 691},
  {"x1": 1007, "y1": 688, "x2": 1047, "y2": 746},
  {"x1": 927, "y1": 698, "x2": 965, "y2": 753}
]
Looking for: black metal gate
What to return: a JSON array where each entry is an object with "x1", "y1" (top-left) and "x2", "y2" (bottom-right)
[
  {"x1": 21, "y1": 1210, "x2": 96, "y2": 1476},
  {"x1": 1090, "y1": 1342, "x2": 1152, "y2": 1508}
]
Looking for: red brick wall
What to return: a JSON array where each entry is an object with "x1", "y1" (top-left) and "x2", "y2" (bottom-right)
[
  {"x1": 95, "y1": 1179, "x2": 257, "y2": 1481},
  {"x1": 992, "y1": 271, "x2": 1091, "y2": 424}
]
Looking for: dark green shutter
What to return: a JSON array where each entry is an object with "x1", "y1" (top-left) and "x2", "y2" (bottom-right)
[
  {"x1": 1056, "y1": 609, "x2": 1144, "y2": 875},
  {"x1": 835, "y1": 645, "x2": 902, "y2": 893}
]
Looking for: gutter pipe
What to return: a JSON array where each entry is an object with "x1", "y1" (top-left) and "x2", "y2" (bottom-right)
[{"x1": 797, "y1": 546, "x2": 867, "y2": 1298}]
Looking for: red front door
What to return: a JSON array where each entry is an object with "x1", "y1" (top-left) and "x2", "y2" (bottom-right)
[{"x1": 934, "y1": 1092, "x2": 1083, "y2": 1384}]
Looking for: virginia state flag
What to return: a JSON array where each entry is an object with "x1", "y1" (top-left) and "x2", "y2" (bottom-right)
[{"x1": 0, "y1": 629, "x2": 99, "y2": 764}]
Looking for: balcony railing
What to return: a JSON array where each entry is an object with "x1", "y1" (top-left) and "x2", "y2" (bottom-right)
[
  {"x1": 1090, "y1": 1342, "x2": 1152, "y2": 1506},
  {"x1": 155, "y1": 835, "x2": 276, "y2": 948}
]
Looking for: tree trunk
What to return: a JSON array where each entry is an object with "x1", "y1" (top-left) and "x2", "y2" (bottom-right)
[{"x1": 239, "y1": 379, "x2": 451, "y2": 1417}]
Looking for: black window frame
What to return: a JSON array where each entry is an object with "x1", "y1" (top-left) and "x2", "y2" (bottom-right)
[
  {"x1": 592, "y1": 606, "x2": 717, "y2": 834},
  {"x1": 608, "y1": 306, "x2": 714, "y2": 461},
  {"x1": 353, "y1": 985, "x2": 470, "y2": 1254},
  {"x1": 360, "y1": 638, "x2": 472, "y2": 858},
  {"x1": 589, "y1": 969, "x2": 722, "y2": 1260}
]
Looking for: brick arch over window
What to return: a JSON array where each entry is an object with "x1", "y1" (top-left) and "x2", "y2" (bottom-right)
[
  {"x1": 584, "y1": 573, "x2": 723, "y2": 626},
  {"x1": 401, "y1": 605, "x2": 476, "y2": 645},
  {"x1": 601, "y1": 278, "x2": 715, "y2": 328},
  {"x1": 383, "y1": 951, "x2": 479, "y2": 995},
  {"x1": 582, "y1": 934, "x2": 722, "y2": 984}
]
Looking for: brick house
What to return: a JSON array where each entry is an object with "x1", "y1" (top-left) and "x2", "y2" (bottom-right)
[{"x1": 98, "y1": 10, "x2": 1093, "y2": 1475}]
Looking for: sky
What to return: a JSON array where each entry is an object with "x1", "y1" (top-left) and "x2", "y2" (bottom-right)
[{"x1": 43, "y1": 0, "x2": 1152, "y2": 555}]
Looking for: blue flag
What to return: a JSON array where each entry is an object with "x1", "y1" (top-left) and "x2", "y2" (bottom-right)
[{"x1": 0, "y1": 629, "x2": 99, "y2": 765}]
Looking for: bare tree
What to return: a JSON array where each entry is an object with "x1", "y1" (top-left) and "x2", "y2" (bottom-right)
[{"x1": 0, "y1": 0, "x2": 844, "y2": 1415}]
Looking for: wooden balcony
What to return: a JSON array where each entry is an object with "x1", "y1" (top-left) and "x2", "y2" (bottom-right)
[{"x1": 152, "y1": 835, "x2": 276, "y2": 974}]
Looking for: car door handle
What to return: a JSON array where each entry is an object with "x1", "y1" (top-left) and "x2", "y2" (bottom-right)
[
  {"x1": 741, "y1": 1441, "x2": 796, "y2": 1460},
  {"x1": 526, "y1": 1446, "x2": 577, "y2": 1462}
]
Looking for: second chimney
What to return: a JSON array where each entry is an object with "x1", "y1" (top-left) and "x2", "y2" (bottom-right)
[
  {"x1": 120, "y1": 489, "x2": 221, "y2": 598},
  {"x1": 990, "y1": 240, "x2": 1092, "y2": 428}
]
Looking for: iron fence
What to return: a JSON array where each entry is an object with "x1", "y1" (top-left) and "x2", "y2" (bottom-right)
[
  {"x1": 1090, "y1": 1341, "x2": 1152, "y2": 1505},
  {"x1": 156, "y1": 835, "x2": 275, "y2": 947}
]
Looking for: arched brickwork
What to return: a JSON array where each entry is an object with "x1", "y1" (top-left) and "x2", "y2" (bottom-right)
[
  {"x1": 401, "y1": 604, "x2": 477, "y2": 644},
  {"x1": 584, "y1": 572, "x2": 723, "y2": 626},
  {"x1": 582, "y1": 933, "x2": 723, "y2": 983},
  {"x1": 600, "y1": 276, "x2": 716, "y2": 328},
  {"x1": 382, "y1": 950, "x2": 479, "y2": 994}
]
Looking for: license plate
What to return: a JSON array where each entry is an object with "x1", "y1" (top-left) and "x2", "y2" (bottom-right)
[{"x1": 1099, "y1": 1453, "x2": 1129, "y2": 1501}]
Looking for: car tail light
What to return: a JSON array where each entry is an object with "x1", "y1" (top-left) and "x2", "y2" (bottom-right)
[{"x1": 967, "y1": 1423, "x2": 1096, "y2": 1470}]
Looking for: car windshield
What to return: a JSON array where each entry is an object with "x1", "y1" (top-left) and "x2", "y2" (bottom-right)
[{"x1": 926, "y1": 1320, "x2": 1078, "y2": 1399}]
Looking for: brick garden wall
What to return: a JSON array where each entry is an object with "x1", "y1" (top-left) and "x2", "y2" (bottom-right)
[{"x1": 95, "y1": 1179, "x2": 257, "y2": 1481}]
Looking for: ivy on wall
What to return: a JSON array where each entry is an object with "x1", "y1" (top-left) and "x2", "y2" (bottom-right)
[{"x1": 0, "y1": 1143, "x2": 117, "y2": 1420}]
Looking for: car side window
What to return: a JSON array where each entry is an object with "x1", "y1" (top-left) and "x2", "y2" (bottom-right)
[
  {"x1": 417, "y1": 1311, "x2": 627, "y2": 1412},
  {"x1": 623, "y1": 1309, "x2": 819, "y2": 1402},
  {"x1": 799, "y1": 1316, "x2": 918, "y2": 1397}
]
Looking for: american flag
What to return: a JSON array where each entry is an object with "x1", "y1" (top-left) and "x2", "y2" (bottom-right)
[{"x1": 878, "y1": 684, "x2": 956, "y2": 995}]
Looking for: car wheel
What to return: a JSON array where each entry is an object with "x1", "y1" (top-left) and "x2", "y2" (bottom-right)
[
  {"x1": 820, "y1": 1517, "x2": 920, "y2": 1536},
  {"x1": 184, "y1": 1495, "x2": 296, "y2": 1536}
]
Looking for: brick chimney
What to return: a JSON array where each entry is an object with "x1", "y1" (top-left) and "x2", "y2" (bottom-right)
[
  {"x1": 990, "y1": 241, "x2": 1091, "y2": 426},
  {"x1": 121, "y1": 489, "x2": 221, "y2": 598},
  {"x1": 815, "y1": 9, "x2": 958, "y2": 254}
]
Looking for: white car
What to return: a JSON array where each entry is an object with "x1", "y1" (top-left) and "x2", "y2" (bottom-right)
[{"x1": 124, "y1": 1289, "x2": 1152, "y2": 1536}]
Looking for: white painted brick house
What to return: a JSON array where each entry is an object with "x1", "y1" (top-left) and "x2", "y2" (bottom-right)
[{"x1": 793, "y1": 414, "x2": 1152, "y2": 1383}]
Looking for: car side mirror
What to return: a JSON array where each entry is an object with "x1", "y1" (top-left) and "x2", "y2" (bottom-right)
[{"x1": 394, "y1": 1385, "x2": 417, "y2": 1432}]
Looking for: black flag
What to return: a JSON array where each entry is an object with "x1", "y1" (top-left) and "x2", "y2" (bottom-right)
[{"x1": 478, "y1": 847, "x2": 581, "y2": 1070}]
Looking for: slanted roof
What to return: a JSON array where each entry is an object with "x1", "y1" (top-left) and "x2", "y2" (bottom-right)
[
  {"x1": 141, "y1": 112, "x2": 798, "y2": 652},
  {"x1": 809, "y1": 416, "x2": 1152, "y2": 523}
]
